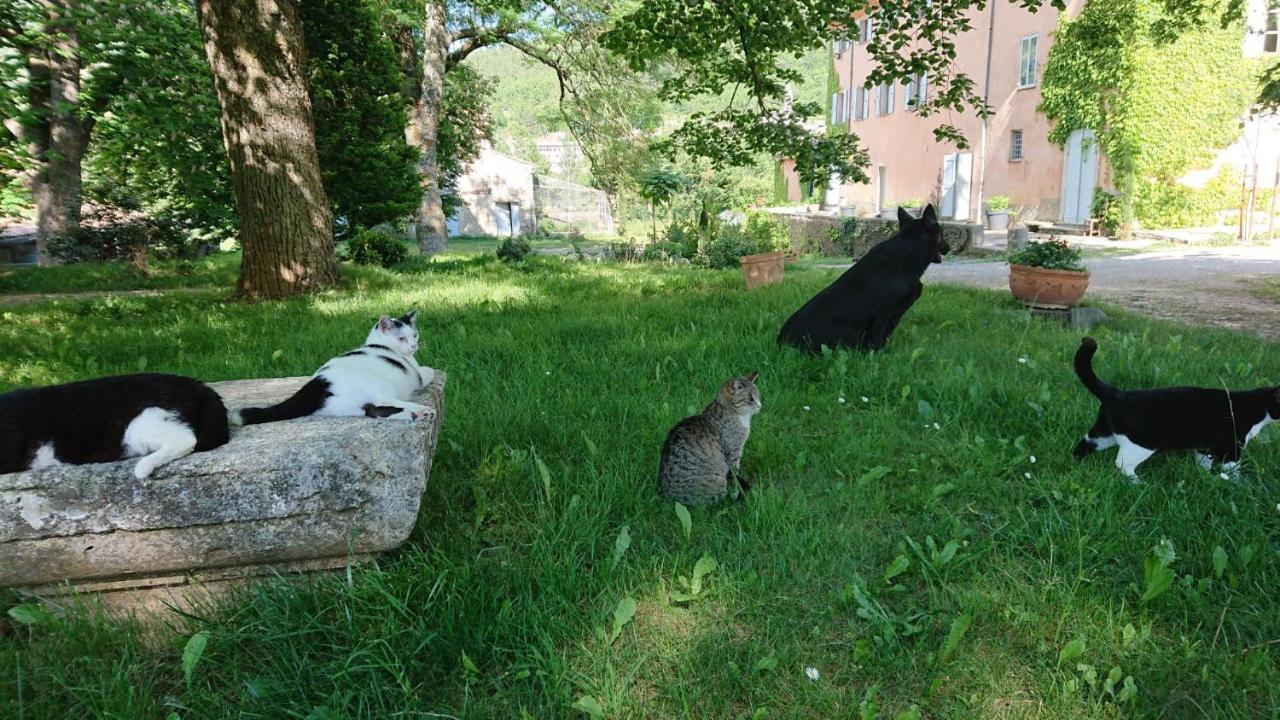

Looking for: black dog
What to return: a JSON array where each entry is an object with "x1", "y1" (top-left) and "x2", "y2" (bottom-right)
[{"x1": 777, "y1": 204, "x2": 949, "y2": 353}]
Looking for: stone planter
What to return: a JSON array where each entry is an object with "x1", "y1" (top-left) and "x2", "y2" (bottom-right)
[
  {"x1": 986, "y1": 210, "x2": 1010, "y2": 230},
  {"x1": 1008, "y1": 264, "x2": 1090, "y2": 308},
  {"x1": 740, "y1": 251, "x2": 785, "y2": 289},
  {"x1": 1, "y1": 373, "x2": 446, "y2": 603}
]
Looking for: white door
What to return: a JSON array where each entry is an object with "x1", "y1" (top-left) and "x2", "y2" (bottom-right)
[
  {"x1": 954, "y1": 153, "x2": 973, "y2": 221},
  {"x1": 509, "y1": 203, "x2": 521, "y2": 235},
  {"x1": 493, "y1": 202, "x2": 512, "y2": 236},
  {"x1": 1061, "y1": 129, "x2": 1098, "y2": 225},
  {"x1": 940, "y1": 154, "x2": 957, "y2": 217}
]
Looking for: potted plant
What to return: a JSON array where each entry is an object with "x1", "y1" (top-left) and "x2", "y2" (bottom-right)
[
  {"x1": 879, "y1": 198, "x2": 921, "y2": 219},
  {"x1": 985, "y1": 195, "x2": 1012, "y2": 230},
  {"x1": 1006, "y1": 237, "x2": 1090, "y2": 308},
  {"x1": 738, "y1": 211, "x2": 788, "y2": 289}
]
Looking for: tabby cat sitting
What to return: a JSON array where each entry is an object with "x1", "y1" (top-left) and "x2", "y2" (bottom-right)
[{"x1": 658, "y1": 372, "x2": 762, "y2": 505}]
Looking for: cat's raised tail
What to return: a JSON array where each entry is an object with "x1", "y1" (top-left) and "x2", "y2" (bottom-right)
[
  {"x1": 237, "y1": 377, "x2": 333, "y2": 425},
  {"x1": 1074, "y1": 337, "x2": 1116, "y2": 400}
]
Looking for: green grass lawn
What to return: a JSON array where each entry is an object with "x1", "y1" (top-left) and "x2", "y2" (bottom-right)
[
  {"x1": 0, "y1": 254, "x2": 241, "y2": 295},
  {"x1": 2, "y1": 257, "x2": 1278, "y2": 719}
]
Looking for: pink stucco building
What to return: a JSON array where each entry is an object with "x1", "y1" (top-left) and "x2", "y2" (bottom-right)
[{"x1": 790, "y1": 0, "x2": 1280, "y2": 227}]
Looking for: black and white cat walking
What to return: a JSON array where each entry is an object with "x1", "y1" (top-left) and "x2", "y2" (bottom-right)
[
  {"x1": 237, "y1": 310, "x2": 437, "y2": 424},
  {"x1": 1072, "y1": 337, "x2": 1278, "y2": 479},
  {"x1": 0, "y1": 374, "x2": 233, "y2": 479}
]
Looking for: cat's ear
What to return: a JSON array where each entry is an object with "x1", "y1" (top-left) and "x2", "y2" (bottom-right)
[
  {"x1": 897, "y1": 206, "x2": 913, "y2": 226},
  {"x1": 745, "y1": 371, "x2": 759, "y2": 383},
  {"x1": 400, "y1": 309, "x2": 418, "y2": 325},
  {"x1": 377, "y1": 315, "x2": 394, "y2": 332}
]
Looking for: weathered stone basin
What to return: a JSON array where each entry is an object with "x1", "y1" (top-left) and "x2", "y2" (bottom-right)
[{"x1": 0, "y1": 373, "x2": 445, "y2": 595}]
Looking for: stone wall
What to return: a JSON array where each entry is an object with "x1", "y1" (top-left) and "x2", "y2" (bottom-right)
[{"x1": 771, "y1": 211, "x2": 983, "y2": 258}]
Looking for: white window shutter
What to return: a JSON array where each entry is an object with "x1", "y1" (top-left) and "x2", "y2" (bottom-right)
[
  {"x1": 846, "y1": 89, "x2": 855, "y2": 121},
  {"x1": 904, "y1": 76, "x2": 914, "y2": 110},
  {"x1": 873, "y1": 85, "x2": 881, "y2": 116},
  {"x1": 886, "y1": 83, "x2": 895, "y2": 114},
  {"x1": 918, "y1": 72, "x2": 928, "y2": 103},
  {"x1": 832, "y1": 92, "x2": 841, "y2": 123}
]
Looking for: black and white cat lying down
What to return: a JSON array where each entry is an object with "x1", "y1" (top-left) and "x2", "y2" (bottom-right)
[
  {"x1": 0, "y1": 374, "x2": 233, "y2": 479},
  {"x1": 237, "y1": 310, "x2": 437, "y2": 424},
  {"x1": 1073, "y1": 337, "x2": 1278, "y2": 479}
]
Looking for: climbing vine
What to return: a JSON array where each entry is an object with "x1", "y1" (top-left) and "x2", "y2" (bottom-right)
[{"x1": 1040, "y1": 0, "x2": 1264, "y2": 229}]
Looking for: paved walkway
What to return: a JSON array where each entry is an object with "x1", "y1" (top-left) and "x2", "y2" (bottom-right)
[{"x1": 924, "y1": 246, "x2": 1280, "y2": 341}]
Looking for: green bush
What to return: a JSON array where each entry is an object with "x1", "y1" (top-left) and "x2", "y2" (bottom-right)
[
  {"x1": 344, "y1": 228, "x2": 409, "y2": 268},
  {"x1": 743, "y1": 211, "x2": 790, "y2": 254},
  {"x1": 496, "y1": 235, "x2": 533, "y2": 263},
  {"x1": 1007, "y1": 237, "x2": 1086, "y2": 272},
  {"x1": 46, "y1": 205, "x2": 193, "y2": 264},
  {"x1": 1090, "y1": 190, "x2": 1123, "y2": 236},
  {"x1": 986, "y1": 195, "x2": 1011, "y2": 211},
  {"x1": 703, "y1": 225, "x2": 757, "y2": 268}
]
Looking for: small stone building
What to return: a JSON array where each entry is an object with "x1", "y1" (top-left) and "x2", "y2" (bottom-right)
[{"x1": 446, "y1": 145, "x2": 537, "y2": 237}]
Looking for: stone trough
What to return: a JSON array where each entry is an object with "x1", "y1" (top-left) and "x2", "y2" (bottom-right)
[{"x1": 0, "y1": 372, "x2": 445, "y2": 612}]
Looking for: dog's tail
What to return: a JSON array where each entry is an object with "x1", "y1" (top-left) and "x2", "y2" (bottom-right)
[
  {"x1": 1074, "y1": 337, "x2": 1116, "y2": 400},
  {"x1": 238, "y1": 377, "x2": 332, "y2": 425}
]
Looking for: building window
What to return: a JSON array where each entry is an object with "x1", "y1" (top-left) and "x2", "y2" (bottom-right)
[
  {"x1": 877, "y1": 83, "x2": 894, "y2": 115},
  {"x1": 834, "y1": 38, "x2": 851, "y2": 57},
  {"x1": 1266, "y1": 4, "x2": 1279, "y2": 52},
  {"x1": 831, "y1": 91, "x2": 846, "y2": 123},
  {"x1": 857, "y1": 18, "x2": 869, "y2": 43},
  {"x1": 1018, "y1": 35, "x2": 1039, "y2": 88},
  {"x1": 904, "y1": 72, "x2": 928, "y2": 110},
  {"x1": 1010, "y1": 130, "x2": 1024, "y2": 161}
]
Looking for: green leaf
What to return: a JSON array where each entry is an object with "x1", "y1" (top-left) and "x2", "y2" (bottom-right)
[
  {"x1": 571, "y1": 694, "x2": 605, "y2": 718},
  {"x1": 1058, "y1": 638, "x2": 1086, "y2": 665},
  {"x1": 895, "y1": 706, "x2": 921, "y2": 720},
  {"x1": 7, "y1": 603, "x2": 54, "y2": 627},
  {"x1": 939, "y1": 614, "x2": 971, "y2": 662},
  {"x1": 690, "y1": 555, "x2": 718, "y2": 595},
  {"x1": 883, "y1": 554, "x2": 910, "y2": 583},
  {"x1": 1141, "y1": 557, "x2": 1175, "y2": 603},
  {"x1": 753, "y1": 655, "x2": 778, "y2": 673},
  {"x1": 859, "y1": 466, "x2": 892, "y2": 483},
  {"x1": 534, "y1": 453, "x2": 553, "y2": 503},
  {"x1": 462, "y1": 650, "x2": 480, "y2": 675},
  {"x1": 182, "y1": 630, "x2": 209, "y2": 685},
  {"x1": 1117, "y1": 675, "x2": 1138, "y2": 704},
  {"x1": 166, "y1": 713, "x2": 181, "y2": 720},
  {"x1": 674, "y1": 502, "x2": 692, "y2": 541},
  {"x1": 1212, "y1": 545, "x2": 1228, "y2": 579},
  {"x1": 610, "y1": 526, "x2": 631, "y2": 570},
  {"x1": 609, "y1": 597, "x2": 637, "y2": 644},
  {"x1": 916, "y1": 399, "x2": 934, "y2": 419}
]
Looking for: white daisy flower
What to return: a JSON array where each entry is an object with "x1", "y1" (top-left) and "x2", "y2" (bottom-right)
[
  {"x1": 1030, "y1": 455, "x2": 1037, "y2": 464},
  {"x1": 805, "y1": 667, "x2": 820, "y2": 681},
  {"x1": 838, "y1": 396, "x2": 846, "y2": 404},
  {"x1": 803, "y1": 405, "x2": 810, "y2": 411},
  {"x1": 1220, "y1": 473, "x2": 1229, "y2": 480},
  {"x1": 861, "y1": 396, "x2": 870, "y2": 403},
  {"x1": 933, "y1": 422, "x2": 941, "y2": 430},
  {"x1": 1018, "y1": 357, "x2": 1028, "y2": 364},
  {"x1": 1024, "y1": 472, "x2": 1032, "y2": 479}
]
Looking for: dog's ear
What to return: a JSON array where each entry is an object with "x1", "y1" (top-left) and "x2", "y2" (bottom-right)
[
  {"x1": 920, "y1": 203, "x2": 939, "y2": 226},
  {"x1": 897, "y1": 206, "x2": 913, "y2": 226}
]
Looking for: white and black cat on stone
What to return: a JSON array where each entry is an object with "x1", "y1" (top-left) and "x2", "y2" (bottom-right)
[
  {"x1": 0, "y1": 374, "x2": 233, "y2": 479},
  {"x1": 237, "y1": 310, "x2": 437, "y2": 424},
  {"x1": 1072, "y1": 336, "x2": 1278, "y2": 479}
]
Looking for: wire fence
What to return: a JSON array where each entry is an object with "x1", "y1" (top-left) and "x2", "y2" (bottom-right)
[{"x1": 533, "y1": 176, "x2": 615, "y2": 237}]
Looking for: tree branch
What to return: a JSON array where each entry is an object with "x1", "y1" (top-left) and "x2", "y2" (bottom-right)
[{"x1": 446, "y1": 34, "x2": 490, "y2": 69}]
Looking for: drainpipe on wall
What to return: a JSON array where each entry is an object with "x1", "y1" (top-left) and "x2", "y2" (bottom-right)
[{"x1": 975, "y1": 0, "x2": 997, "y2": 224}]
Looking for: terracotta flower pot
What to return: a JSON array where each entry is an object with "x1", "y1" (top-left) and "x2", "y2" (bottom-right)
[
  {"x1": 740, "y1": 251, "x2": 785, "y2": 289},
  {"x1": 1008, "y1": 264, "x2": 1090, "y2": 308}
]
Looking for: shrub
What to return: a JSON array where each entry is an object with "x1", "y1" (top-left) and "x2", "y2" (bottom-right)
[
  {"x1": 46, "y1": 205, "x2": 189, "y2": 265},
  {"x1": 496, "y1": 235, "x2": 533, "y2": 263},
  {"x1": 742, "y1": 211, "x2": 790, "y2": 255},
  {"x1": 703, "y1": 225, "x2": 756, "y2": 268},
  {"x1": 986, "y1": 195, "x2": 1011, "y2": 211},
  {"x1": 1007, "y1": 237, "x2": 1086, "y2": 272},
  {"x1": 1090, "y1": 190, "x2": 1122, "y2": 236},
  {"x1": 898, "y1": 198, "x2": 923, "y2": 208},
  {"x1": 344, "y1": 228, "x2": 409, "y2": 267}
]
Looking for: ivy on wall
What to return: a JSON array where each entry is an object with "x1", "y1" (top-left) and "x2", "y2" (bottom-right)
[{"x1": 1040, "y1": 0, "x2": 1265, "y2": 229}]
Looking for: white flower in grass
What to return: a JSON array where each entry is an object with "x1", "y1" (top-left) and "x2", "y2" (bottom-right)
[
  {"x1": 805, "y1": 666, "x2": 820, "y2": 681},
  {"x1": 838, "y1": 396, "x2": 846, "y2": 404},
  {"x1": 1018, "y1": 357, "x2": 1029, "y2": 364},
  {"x1": 1024, "y1": 472, "x2": 1032, "y2": 479},
  {"x1": 545, "y1": 370, "x2": 551, "y2": 375},
  {"x1": 1030, "y1": 455, "x2": 1037, "y2": 464},
  {"x1": 1220, "y1": 473, "x2": 1229, "y2": 481},
  {"x1": 933, "y1": 422, "x2": 941, "y2": 430},
  {"x1": 861, "y1": 396, "x2": 870, "y2": 403},
  {"x1": 803, "y1": 405, "x2": 811, "y2": 411}
]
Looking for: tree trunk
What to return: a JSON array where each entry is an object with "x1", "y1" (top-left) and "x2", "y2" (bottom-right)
[
  {"x1": 194, "y1": 0, "x2": 339, "y2": 299},
  {"x1": 407, "y1": 0, "x2": 449, "y2": 255},
  {"x1": 19, "y1": 1, "x2": 88, "y2": 266}
]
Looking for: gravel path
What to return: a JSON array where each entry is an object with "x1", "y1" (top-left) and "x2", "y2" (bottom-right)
[{"x1": 923, "y1": 246, "x2": 1280, "y2": 341}]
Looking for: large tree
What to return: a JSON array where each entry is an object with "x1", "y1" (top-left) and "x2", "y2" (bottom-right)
[
  {"x1": 194, "y1": 0, "x2": 339, "y2": 299},
  {"x1": 389, "y1": 0, "x2": 645, "y2": 253},
  {"x1": 0, "y1": 1, "x2": 121, "y2": 263}
]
